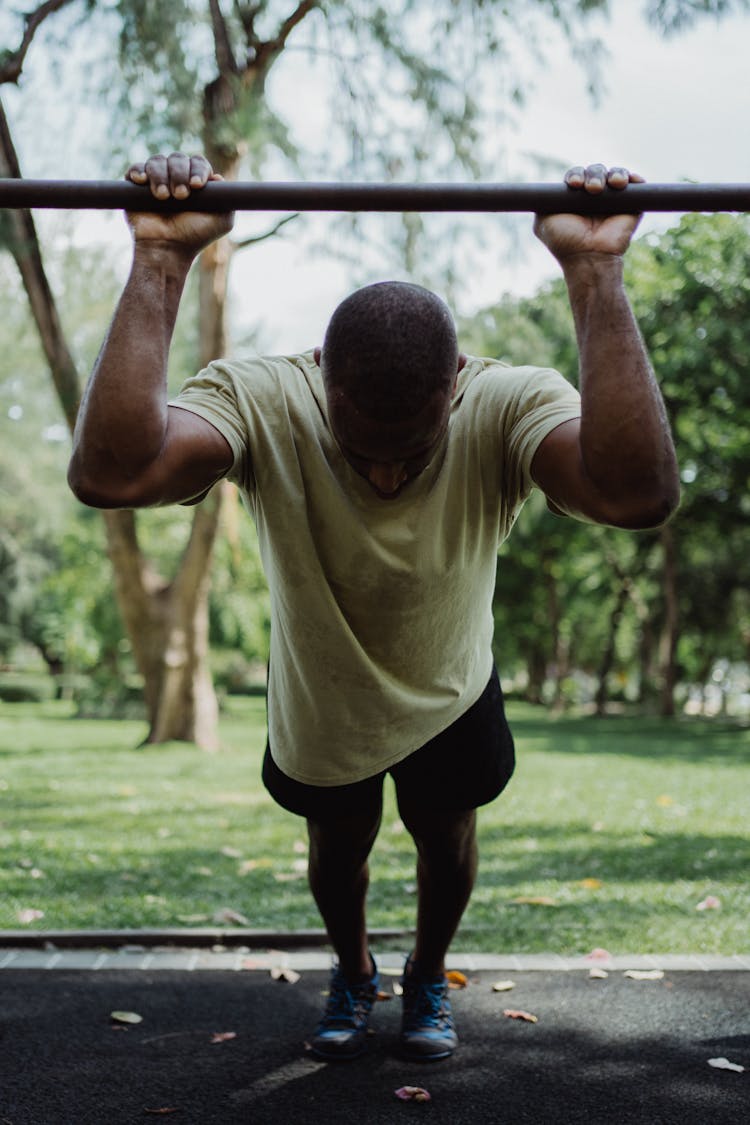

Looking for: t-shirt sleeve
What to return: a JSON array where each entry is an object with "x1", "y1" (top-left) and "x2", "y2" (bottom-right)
[
  {"x1": 503, "y1": 365, "x2": 582, "y2": 492},
  {"x1": 472, "y1": 363, "x2": 581, "y2": 509},
  {"x1": 169, "y1": 361, "x2": 253, "y2": 491}
]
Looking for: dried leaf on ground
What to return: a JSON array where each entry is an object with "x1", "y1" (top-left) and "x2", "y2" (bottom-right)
[
  {"x1": 707, "y1": 1057, "x2": 745, "y2": 1073},
  {"x1": 213, "y1": 907, "x2": 250, "y2": 925},
  {"x1": 211, "y1": 1031, "x2": 237, "y2": 1043},
  {"x1": 221, "y1": 846, "x2": 243, "y2": 858},
  {"x1": 623, "y1": 969, "x2": 664, "y2": 981},
  {"x1": 578, "y1": 878, "x2": 603, "y2": 890},
  {"x1": 270, "y1": 966, "x2": 301, "y2": 984},
  {"x1": 492, "y1": 980, "x2": 516, "y2": 992},
  {"x1": 503, "y1": 1009, "x2": 538, "y2": 1023},
  {"x1": 111, "y1": 1011, "x2": 143, "y2": 1024},
  {"x1": 395, "y1": 1086, "x2": 431, "y2": 1102},
  {"x1": 376, "y1": 990, "x2": 393, "y2": 1002},
  {"x1": 696, "y1": 895, "x2": 721, "y2": 911},
  {"x1": 511, "y1": 896, "x2": 558, "y2": 907},
  {"x1": 16, "y1": 908, "x2": 44, "y2": 925},
  {"x1": 446, "y1": 970, "x2": 468, "y2": 989},
  {"x1": 588, "y1": 968, "x2": 609, "y2": 980},
  {"x1": 585, "y1": 948, "x2": 613, "y2": 963}
]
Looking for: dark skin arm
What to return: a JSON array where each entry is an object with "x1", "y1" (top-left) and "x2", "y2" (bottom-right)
[
  {"x1": 530, "y1": 163, "x2": 680, "y2": 530},
  {"x1": 68, "y1": 153, "x2": 235, "y2": 508}
]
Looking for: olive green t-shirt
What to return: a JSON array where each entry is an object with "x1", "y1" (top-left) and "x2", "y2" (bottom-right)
[{"x1": 171, "y1": 350, "x2": 580, "y2": 785}]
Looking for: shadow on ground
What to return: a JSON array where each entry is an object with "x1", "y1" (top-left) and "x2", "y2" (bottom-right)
[{"x1": 1, "y1": 968, "x2": 748, "y2": 1124}]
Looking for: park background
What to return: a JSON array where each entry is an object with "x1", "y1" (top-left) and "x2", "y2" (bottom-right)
[{"x1": 0, "y1": 0, "x2": 749, "y2": 953}]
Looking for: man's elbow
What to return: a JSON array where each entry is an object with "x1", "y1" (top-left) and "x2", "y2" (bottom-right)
[
  {"x1": 67, "y1": 457, "x2": 139, "y2": 509},
  {"x1": 607, "y1": 481, "x2": 681, "y2": 530}
]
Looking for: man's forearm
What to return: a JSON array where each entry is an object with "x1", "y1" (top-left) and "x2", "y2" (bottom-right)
[
  {"x1": 563, "y1": 253, "x2": 679, "y2": 515},
  {"x1": 70, "y1": 242, "x2": 193, "y2": 485}
]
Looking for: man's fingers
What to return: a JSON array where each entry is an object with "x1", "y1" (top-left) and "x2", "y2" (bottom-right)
[
  {"x1": 565, "y1": 163, "x2": 647, "y2": 192},
  {"x1": 564, "y1": 166, "x2": 585, "y2": 188},
  {"x1": 583, "y1": 163, "x2": 608, "y2": 193}
]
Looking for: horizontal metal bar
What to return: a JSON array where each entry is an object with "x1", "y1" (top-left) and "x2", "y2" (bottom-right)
[{"x1": 1, "y1": 179, "x2": 749, "y2": 214}]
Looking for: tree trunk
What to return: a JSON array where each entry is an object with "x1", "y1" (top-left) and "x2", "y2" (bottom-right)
[
  {"x1": 657, "y1": 524, "x2": 680, "y2": 717},
  {"x1": 594, "y1": 578, "x2": 630, "y2": 716},
  {"x1": 0, "y1": 92, "x2": 225, "y2": 749}
]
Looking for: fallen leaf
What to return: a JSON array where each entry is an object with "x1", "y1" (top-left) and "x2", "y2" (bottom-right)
[
  {"x1": 446, "y1": 970, "x2": 468, "y2": 989},
  {"x1": 492, "y1": 980, "x2": 516, "y2": 993},
  {"x1": 578, "y1": 878, "x2": 603, "y2": 890},
  {"x1": 503, "y1": 1009, "x2": 538, "y2": 1023},
  {"x1": 210, "y1": 1031, "x2": 237, "y2": 1043},
  {"x1": 111, "y1": 1011, "x2": 143, "y2": 1024},
  {"x1": 221, "y1": 846, "x2": 243, "y2": 858},
  {"x1": 270, "y1": 966, "x2": 301, "y2": 984},
  {"x1": 176, "y1": 914, "x2": 210, "y2": 924},
  {"x1": 511, "y1": 896, "x2": 558, "y2": 907},
  {"x1": 213, "y1": 907, "x2": 250, "y2": 925},
  {"x1": 656, "y1": 794, "x2": 674, "y2": 807},
  {"x1": 623, "y1": 969, "x2": 664, "y2": 981},
  {"x1": 585, "y1": 947, "x2": 613, "y2": 963},
  {"x1": 395, "y1": 1086, "x2": 431, "y2": 1102},
  {"x1": 16, "y1": 908, "x2": 44, "y2": 925},
  {"x1": 696, "y1": 895, "x2": 721, "y2": 911},
  {"x1": 238, "y1": 858, "x2": 273, "y2": 874},
  {"x1": 588, "y1": 968, "x2": 609, "y2": 980},
  {"x1": 375, "y1": 990, "x2": 393, "y2": 1002},
  {"x1": 708, "y1": 1057, "x2": 745, "y2": 1073}
]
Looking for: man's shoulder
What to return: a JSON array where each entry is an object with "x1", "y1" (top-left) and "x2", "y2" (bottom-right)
[{"x1": 457, "y1": 355, "x2": 565, "y2": 401}]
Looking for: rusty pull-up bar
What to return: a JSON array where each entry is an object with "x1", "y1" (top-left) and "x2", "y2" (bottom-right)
[{"x1": 0, "y1": 179, "x2": 749, "y2": 214}]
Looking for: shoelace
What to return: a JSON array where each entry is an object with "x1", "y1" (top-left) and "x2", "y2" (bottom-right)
[
  {"x1": 321, "y1": 973, "x2": 373, "y2": 1028},
  {"x1": 403, "y1": 978, "x2": 452, "y2": 1029}
]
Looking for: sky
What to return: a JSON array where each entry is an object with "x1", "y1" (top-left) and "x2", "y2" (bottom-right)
[
  {"x1": 6, "y1": 1, "x2": 750, "y2": 355},
  {"x1": 228, "y1": 1, "x2": 750, "y2": 352}
]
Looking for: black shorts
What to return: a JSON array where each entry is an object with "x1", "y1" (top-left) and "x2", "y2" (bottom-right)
[{"x1": 262, "y1": 666, "x2": 515, "y2": 821}]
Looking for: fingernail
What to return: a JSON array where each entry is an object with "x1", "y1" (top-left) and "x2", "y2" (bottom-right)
[
  {"x1": 155, "y1": 184, "x2": 169, "y2": 199},
  {"x1": 190, "y1": 175, "x2": 203, "y2": 187},
  {"x1": 174, "y1": 184, "x2": 189, "y2": 199}
]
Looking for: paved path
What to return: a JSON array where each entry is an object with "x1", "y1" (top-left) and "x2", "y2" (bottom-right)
[{"x1": 1, "y1": 951, "x2": 748, "y2": 1124}]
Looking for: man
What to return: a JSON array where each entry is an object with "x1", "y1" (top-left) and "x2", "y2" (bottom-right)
[{"x1": 68, "y1": 154, "x2": 679, "y2": 1062}]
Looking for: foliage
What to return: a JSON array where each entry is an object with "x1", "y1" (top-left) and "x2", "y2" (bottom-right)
[
  {"x1": 462, "y1": 215, "x2": 750, "y2": 711},
  {"x1": 1, "y1": 697, "x2": 748, "y2": 953}
]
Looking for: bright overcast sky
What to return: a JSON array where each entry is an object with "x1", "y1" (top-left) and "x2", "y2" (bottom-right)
[
  {"x1": 230, "y1": 1, "x2": 750, "y2": 352},
  {"x1": 8, "y1": 2, "x2": 750, "y2": 355}
]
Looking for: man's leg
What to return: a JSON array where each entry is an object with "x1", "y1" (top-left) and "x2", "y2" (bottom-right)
[
  {"x1": 397, "y1": 804, "x2": 478, "y2": 977},
  {"x1": 306, "y1": 804, "x2": 384, "y2": 1059},
  {"x1": 306, "y1": 802, "x2": 383, "y2": 981},
  {"x1": 393, "y1": 801, "x2": 478, "y2": 1059}
]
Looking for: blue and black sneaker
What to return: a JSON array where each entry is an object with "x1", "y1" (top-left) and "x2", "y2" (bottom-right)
[
  {"x1": 399, "y1": 955, "x2": 458, "y2": 1060},
  {"x1": 309, "y1": 957, "x2": 379, "y2": 1060}
]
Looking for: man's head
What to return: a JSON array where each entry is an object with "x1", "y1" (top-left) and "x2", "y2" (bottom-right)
[{"x1": 317, "y1": 281, "x2": 462, "y2": 499}]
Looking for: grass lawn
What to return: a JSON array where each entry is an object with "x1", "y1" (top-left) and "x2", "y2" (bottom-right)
[{"x1": 0, "y1": 697, "x2": 748, "y2": 955}]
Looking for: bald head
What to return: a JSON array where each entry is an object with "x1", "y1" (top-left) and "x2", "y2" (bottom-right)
[{"x1": 319, "y1": 281, "x2": 458, "y2": 422}]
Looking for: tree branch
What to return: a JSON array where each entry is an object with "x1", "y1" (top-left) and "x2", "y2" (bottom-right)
[
  {"x1": 253, "y1": 0, "x2": 320, "y2": 71},
  {"x1": 232, "y1": 211, "x2": 300, "y2": 250},
  {"x1": 208, "y1": 0, "x2": 240, "y2": 77},
  {"x1": 0, "y1": 0, "x2": 78, "y2": 85}
]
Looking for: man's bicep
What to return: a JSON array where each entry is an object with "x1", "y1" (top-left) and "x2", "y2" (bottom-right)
[
  {"x1": 530, "y1": 418, "x2": 609, "y2": 523},
  {"x1": 147, "y1": 405, "x2": 235, "y2": 505}
]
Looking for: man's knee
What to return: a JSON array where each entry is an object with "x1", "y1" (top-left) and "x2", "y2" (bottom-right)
[
  {"x1": 397, "y1": 805, "x2": 477, "y2": 864},
  {"x1": 307, "y1": 806, "x2": 383, "y2": 871}
]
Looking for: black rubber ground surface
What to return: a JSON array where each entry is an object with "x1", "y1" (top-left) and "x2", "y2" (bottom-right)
[{"x1": 1, "y1": 969, "x2": 748, "y2": 1124}]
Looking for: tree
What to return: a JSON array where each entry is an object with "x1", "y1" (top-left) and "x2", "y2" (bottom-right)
[
  {"x1": 464, "y1": 214, "x2": 750, "y2": 715},
  {"x1": 3, "y1": 0, "x2": 747, "y2": 743}
]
